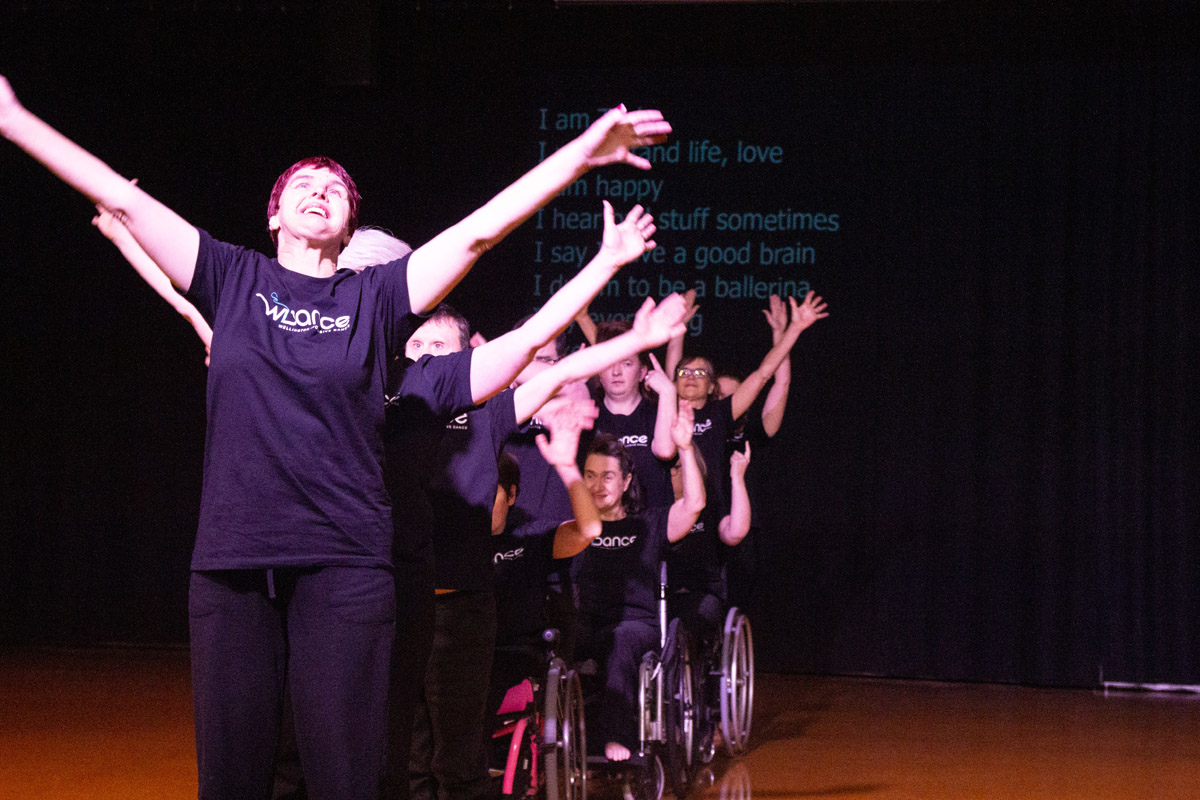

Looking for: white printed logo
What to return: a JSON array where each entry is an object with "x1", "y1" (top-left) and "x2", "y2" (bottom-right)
[
  {"x1": 619, "y1": 434, "x2": 649, "y2": 447},
  {"x1": 256, "y1": 292, "x2": 351, "y2": 333},
  {"x1": 494, "y1": 547, "x2": 525, "y2": 563},
  {"x1": 446, "y1": 413, "x2": 470, "y2": 431},
  {"x1": 693, "y1": 418, "x2": 713, "y2": 435},
  {"x1": 591, "y1": 534, "x2": 637, "y2": 549}
]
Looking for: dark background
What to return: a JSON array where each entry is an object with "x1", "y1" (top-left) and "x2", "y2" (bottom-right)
[{"x1": 0, "y1": 1, "x2": 1195, "y2": 689}]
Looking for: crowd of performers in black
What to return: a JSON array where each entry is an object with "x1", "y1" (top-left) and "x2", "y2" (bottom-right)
[{"x1": 1, "y1": 76, "x2": 827, "y2": 800}]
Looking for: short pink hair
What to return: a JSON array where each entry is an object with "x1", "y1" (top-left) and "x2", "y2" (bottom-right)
[{"x1": 267, "y1": 156, "x2": 362, "y2": 247}]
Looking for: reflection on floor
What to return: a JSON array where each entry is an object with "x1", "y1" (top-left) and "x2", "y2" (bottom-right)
[{"x1": 1, "y1": 647, "x2": 1198, "y2": 799}]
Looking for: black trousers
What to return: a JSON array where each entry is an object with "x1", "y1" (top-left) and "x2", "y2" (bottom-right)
[
  {"x1": 409, "y1": 590, "x2": 497, "y2": 800},
  {"x1": 576, "y1": 615, "x2": 659, "y2": 752},
  {"x1": 190, "y1": 567, "x2": 394, "y2": 800}
]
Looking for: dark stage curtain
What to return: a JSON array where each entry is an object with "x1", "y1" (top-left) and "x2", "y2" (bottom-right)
[
  {"x1": 754, "y1": 59, "x2": 1198, "y2": 687},
  {"x1": 0, "y1": 7, "x2": 1195, "y2": 688}
]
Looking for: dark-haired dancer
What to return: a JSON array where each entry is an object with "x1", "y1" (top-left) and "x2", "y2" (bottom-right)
[
  {"x1": 0, "y1": 74, "x2": 671, "y2": 800},
  {"x1": 572, "y1": 403, "x2": 704, "y2": 762}
]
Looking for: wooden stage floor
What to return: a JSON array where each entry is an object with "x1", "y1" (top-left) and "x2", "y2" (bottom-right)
[{"x1": 1, "y1": 646, "x2": 1197, "y2": 799}]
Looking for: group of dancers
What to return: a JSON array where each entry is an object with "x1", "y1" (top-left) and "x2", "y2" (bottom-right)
[{"x1": 0, "y1": 75, "x2": 827, "y2": 800}]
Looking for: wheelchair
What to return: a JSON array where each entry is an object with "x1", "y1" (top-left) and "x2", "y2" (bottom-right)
[
  {"x1": 671, "y1": 596, "x2": 755, "y2": 761},
  {"x1": 585, "y1": 563, "x2": 704, "y2": 800},
  {"x1": 490, "y1": 629, "x2": 587, "y2": 800}
]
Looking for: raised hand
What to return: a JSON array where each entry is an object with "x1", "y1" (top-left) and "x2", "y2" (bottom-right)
[
  {"x1": 643, "y1": 352, "x2": 675, "y2": 398},
  {"x1": 763, "y1": 294, "x2": 788, "y2": 345},
  {"x1": 671, "y1": 398, "x2": 695, "y2": 451},
  {"x1": 535, "y1": 394, "x2": 599, "y2": 468},
  {"x1": 631, "y1": 293, "x2": 688, "y2": 349},
  {"x1": 680, "y1": 288, "x2": 700, "y2": 325},
  {"x1": 597, "y1": 201, "x2": 656, "y2": 266},
  {"x1": 0, "y1": 75, "x2": 22, "y2": 127},
  {"x1": 788, "y1": 291, "x2": 830, "y2": 334},
  {"x1": 578, "y1": 105, "x2": 672, "y2": 171},
  {"x1": 730, "y1": 441, "x2": 751, "y2": 479}
]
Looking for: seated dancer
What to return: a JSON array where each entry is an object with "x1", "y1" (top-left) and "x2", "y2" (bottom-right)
[
  {"x1": 589, "y1": 321, "x2": 678, "y2": 508},
  {"x1": 666, "y1": 292, "x2": 828, "y2": 635},
  {"x1": 572, "y1": 406, "x2": 705, "y2": 763},
  {"x1": 396, "y1": 283, "x2": 689, "y2": 800},
  {"x1": 1, "y1": 71, "x2": 670, "y2": 800},
  {"x1": 487, "y1": 398, "x2": 603, "y2": 722}
]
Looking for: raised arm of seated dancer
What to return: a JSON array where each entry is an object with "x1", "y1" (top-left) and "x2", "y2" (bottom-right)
[
  {"x1": 667, "y1": 401, "x2": 706, "y2": 542},
  {"x1": 664, "y1": 288, "x2": 699, "y2": 377},
  {"x1": 513, "y1": 294, "x2": 689, "y2": 424},
  {"x1": 537, "y1": 397, "x2": 606, "y2": 559},
  {"x1": 728, "y1": 291, "x2": 829, "y2": 421},
  {"x1": 0, "y1": 77, "x2": 200, "y2": 290},
  {"x1": 574, "y1": 305, "x2": 599, "y2": 346},
  {"x1": 718, "y1": 442, "x2": 752, "y2": 546},
  {"x1": 760, "y1": 294, "x2": 792, "y2": 437},
  {"x1": 467, "y1": 201, "x2": 657, "y2": 403},
  {"x1": 92, "y1": 201, "x2": 213, "y2": 353},
  {"x1": 406, "y1": 104, "x2": 671, "y2": 313},
  {"x1": 644, "y1": 352, "x2": 678, "y2": 461}
]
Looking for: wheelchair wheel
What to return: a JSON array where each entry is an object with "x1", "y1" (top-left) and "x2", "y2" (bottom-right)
[
  {"x1": 719, "y1": 608, "x2": 754, "y2": 756},
  {"x1": 543, "y1": 660, "x2": 588, "y2": 800},
  {"x1": 621, "y1": 753, "x2": 664, "y2": 800},
  {"x1": 663, "y1": 619, "x2": 699, "y2": 798},
  {"x1": 694, "y1": 637, "x2": 718, "y2": 766}
]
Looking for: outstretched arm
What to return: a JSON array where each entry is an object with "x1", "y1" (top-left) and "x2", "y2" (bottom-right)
[
  {"x1": 718, "y1": 443, "x2": 752, "y2": 546},
  {"x1": 644, "y1": 353, "x2": 678, "y2": 461},
  {"x1": 0, "y1": 76, "x2": 200, "y2": 290},
  {"x1": 406, "y1": 105, "x2": 671, "y2": 313},
  {"x1": 542, "y1": 398, "x2": 605, "y2": 559},
  {"x1": 663, "y1": 288, "x2": 699, "y2": 377},
  {"x1": 667, "y1": 401, "x2": 705, "y2": 542},
  {"x1": 730, "y1": 291, "x2": 828, "y2": 420},
  {"x1": 513, "y1": 294, "x2": 688, "y2": 424},
  {"x1": 575, "y1": 305, "x2": 599, "y2": 346},
  {"x1": 468, "y1": 202, "x2": 655, "y2": 403},
  {"x1": 93, "y1": 201, "x2": 213, "y2": 352},
  {"x1": 760, "y1": 295, "x2": 791, "y2": 437}
]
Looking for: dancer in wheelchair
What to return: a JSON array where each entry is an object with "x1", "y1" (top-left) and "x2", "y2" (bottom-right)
[
  {"x1": 488, "y1": 398, "x2": 602, "y2": 716},
  {"x1": 666, "y1": 442, "x2": 752, "y2": 635},
  {"x1": 571, "y1": 406, "x2": 705, "y2": 763}
]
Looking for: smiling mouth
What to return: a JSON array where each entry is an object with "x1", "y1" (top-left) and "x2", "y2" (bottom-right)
[{"x1": 300, "y1": 205, "x2": 329, "y2": 218}]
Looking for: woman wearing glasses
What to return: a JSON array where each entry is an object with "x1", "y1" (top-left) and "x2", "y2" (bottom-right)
[{"x1": 669, "y1": 292, "x2": 828, "y2": 632}]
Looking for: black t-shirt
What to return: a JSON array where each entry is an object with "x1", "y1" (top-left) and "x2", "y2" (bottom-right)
[
  {"x1": 690, "y1": 394, "x2": 738, "y2": 516},
  {"x1": 185, "y1": 229, "x2": 419, "y2": 570},
  {"x1": 504, "y1": 417, "x2": 575, "y2": 539},
  {"x1": 388, "y1": 379, "x2": 519, "y2": 591},
  {"x1": 667, "y1": 504, "x2": 724, "y2": 598},
  {"x1": 594, "y1": 398, "x2": 674, "y2": 509},
  {"x1": 428, "y1": 390, "x2": 520, "y2": 590},
  {"x1": 572, "y1": 506, "x2": 671, "y2": 623},
  {"x1": 385, "y1": 350, "x2": 479, "y2": 565},
  {"x1": 492, "y1": 524, "x2": 558, "y2": 646}
]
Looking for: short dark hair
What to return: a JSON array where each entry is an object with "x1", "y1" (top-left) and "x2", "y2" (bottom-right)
[
  {"x1": 427, "y1": 303, "x2": 471, "y2": 350},
  {"x1": 595, "y1": 319, "x2": 650, "y2": 370},
  {"x1": 498, "y1": 451, "x2": 521, "y2": 499},
  {"x1": 586, "y1": 433, "x2": 644, "y2": 516},
  {"x1": 267, "y1": 156, "x2": 362, "y2": 248}
]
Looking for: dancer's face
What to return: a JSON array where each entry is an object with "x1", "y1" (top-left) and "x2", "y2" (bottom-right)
[
  {"x1": 675, "y1": 357, "x2": 715, "y2": 404},
  {"x1": 599, "y1": 357, "x2": 646, "y2": 401},
  {"x1": 269, "y1": 167, "x2": 354, "y2": 249},
  {"x1": 584, "y1": 453, "x2": 631, "y2": 519},
  {"x1": 406, "y1": 318, "x2": 465, "y2": 360}
]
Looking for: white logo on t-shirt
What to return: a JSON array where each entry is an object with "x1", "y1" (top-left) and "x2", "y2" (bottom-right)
[{"x1": 255, "y1": 291, "x2": 350, "y2": 333}]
